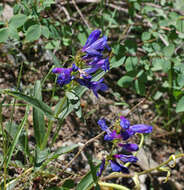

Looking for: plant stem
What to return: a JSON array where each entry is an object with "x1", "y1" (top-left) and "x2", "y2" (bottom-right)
[
  {"x1": 98, "y1": 182, "x2": 130, "y2": 190},
  {"x1": 138, "y1": 153, "x2": 184, "y2": 176},
  {"x1": 125, "y1": 133, "x2": 144, "y2": 168},
  {"x1": 168, "y1": 61, "x2": 174, "y2": 121}
]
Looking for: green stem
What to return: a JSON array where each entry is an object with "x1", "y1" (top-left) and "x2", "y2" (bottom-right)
[
  {"x1": 0, "y1": 102, "x2": 7, "y2": 188},
  {"x1": 138, "y1": 153, "x2": 184, "y2": 176},
  {"x1": 41, "y1": 120, "x2": 53, "y2": 150},
  {"x1": 41, "y1": 96, "x2": 67, "y2": 149},
  {"x1": 168, "y1": 61, "x2": 174, "y2": 120},
  {"x1": 100, "y1": 153, "x2": 184, "y2": 182},
  {"x1": 125, "y1": 133, "x2": 144, "y2": 168},
  {"x1": 98, "y1": 182, "x2": 130, "y2": 190},
  {"x1": 2, "y1": 62, "x2": 24, "y2": 187},
  {"x1": 41, "y1": 65, "x2": 55, "y2": 86}
]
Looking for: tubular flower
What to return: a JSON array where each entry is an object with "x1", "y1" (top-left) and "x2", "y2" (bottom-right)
[
  {"x1": 52, "y1": 65, "x2": 77, "y2": 87},
  {"x1": 52, "y1": 30, "x2": 110, "y2": 97},
  {"x1": 97, "y1": 116, "x2": 153, "y2": 176},
  {"x1": 82, "y1": 29, "x2": 111, "y2": 73},
  {"x1": 118, "y1": 143, "x2": 139, "y2": 152},
  {"x1": 97, "y1": 119, "x2": 121, "y2": 140},
  {"x1": 110, "y1": 160, "x2": 129, "y2": 173},
  {"x1": 114, "y1": 154, "x2": 138, "y2": 163},
  {"x1": 97, "y1": 158, "x2": 105, "y2": 177},
  {"x1": 82, "y1": 30, "x2": 111, "y2": 58},
  {"x1": 82, "y1": 30, "x2": 101, "y2": 51},
  {"x1": 76, "y1": 78, "x2": 108, "y2": 98}
]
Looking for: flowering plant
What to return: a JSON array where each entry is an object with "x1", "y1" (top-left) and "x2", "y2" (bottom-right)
[
  {"x1": 52, "y1": 30, "x2": 111, "y2": 97},
  {"x1": 97, "y1": 116, "x2": 152, "y2": 176}
]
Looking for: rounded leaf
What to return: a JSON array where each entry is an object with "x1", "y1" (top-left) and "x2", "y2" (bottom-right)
[{"x1": 25, "y1": 24, "x2": 41, "y2": 42}]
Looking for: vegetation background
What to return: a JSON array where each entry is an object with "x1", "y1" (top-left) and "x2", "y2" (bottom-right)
[{"x1": 0, "y1": 0, "x2": 184, "y2": 189}]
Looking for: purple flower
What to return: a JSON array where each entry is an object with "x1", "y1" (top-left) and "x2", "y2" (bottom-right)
[
  {"x1": 85, "y1": 58, "x2": 110, "y2": 74},
  {"x1": 97, "y1": 116, "x2": 153, "y2": 175},
  {"x1": 53, "y1": 67, "x2": 73, "y2": 87},
  {"x1": 120, "y1": 117, "x2": 153, "y2": 136},
  {"x1": 110, "y1": 160, "x2": 129, "y2": 173},
  {"x1": 76, "y1": 78, "x2": 108, "y2": 98},
  {"x1": 97, "y1": 119, "x2": 108, "y2": 131},
  {"x1": 98, "y1": 119, "x2": 121, "y2": 141},
  {"x1": 82, "y1": 30, "x2": 101, "y2": 51},
  {"x1": 129, "y1": 124, "x2": 153, "y2": 134},
  {"x1": 97, "y1": 158, "x2": 105, "y2": 177},
  {"x1": 114, "y1": 154, "x2": 138, "y2": 163},
  {"x1": 104, "y1": 130, "x2": 122, "y2": 141},
  {"x1": 120, "y1": 130, "x2": 134, "y2": 140},
  {"x1": 120, "y1": 116, "x2": 130, "y2": 129},
  {"x1": 91, "y1": 78, "x2": 108, "y2": 97},
  {"x1": 118, "y1": 143, "x2": 139, "y2": 152},
  {"x1": 82, "y1": 30, "x2": 111, "y2": 58},
  {"x1": 52, "y1": 64, "x2": 78, "y2": 88}
]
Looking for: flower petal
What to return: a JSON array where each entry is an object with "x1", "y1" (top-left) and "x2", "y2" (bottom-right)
[
  {"x1": 110, "y1": 161, "x2": 129, "y2": 173},
  {"x1": 129, "y1": 124, "x2": 153, "y2": 134},
  {"x1": 114, "y1": 154, "x2": 138, "y2": 163},
  {"x1": 120, "y1": 130, "x2": 134, "y2": 140},
  {"x1": 118, "y1": 143, "x2": 139, "y2": 152},
  {"x1": 120, "y1": 116, "x2": 130, "y2": 129},
  {"x1": 97, "y1": 119, "x2": 108, "y2": 131},
  {"x1": 82, "y1": 30, "x2": 101, "y2": 51},
  {"x1": 97, "y1": 158, "x2": 105, "y2": 177}
]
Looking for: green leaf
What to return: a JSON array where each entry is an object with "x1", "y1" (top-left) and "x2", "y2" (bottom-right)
[
  {"x1": 66, "y1": 91, "x2": 79, "y2": 101},
  {"x1": 62, "y1": 179, "x2": 75, "y2": 189},
  {"x1": 87, "y1": 155, "x2": 100, "y2": 190},
  {"x1": 5, "y1": 106, "x2": 29, "y2": 167},
  {"x1": 40, "y1": 144, "x2": 79, "y2": 169},
  {"x1": 55, "y1": 144, "x2": 79, "y2": 155},
  {"x1": 163, "y1": 44, "x2": 175, "y2": 57},
  {"x1": 0, "y1": 28, "x2": 9, "y2": 42},
  {"x1": 124, "y1": 39, "x2": 137, "y2": 55},
  {"x1": 177, "y1": 74, "x2": 184, "y2": 88},
  {"x1": 176, "y1": 19, "x2": 184, "y2": 33},
  {"x1": 45, "y1": 40, "x2": 60, "y2": 50},
  {"x1": 9, "y1": 14, "x2": 27, "y2": 28},
  {"x1": 35, "y1": 147, "x2": 49, "y2": 165},
  {"x1": 5, "y1": 122, "x2": 27, "y2": 152},
  {"x1": 76, "y1": 163, "x2": 100, "y2": 190},
  {"x1": 25, "y1": 24, "x2": 41, "y2": 42},
  {"x1": 176, "y1": 96, "x2": 184, "y2": 113},
  {"x1": 141, "y1": 32, "x2": 151, "y2": 41},
  {"x1": 153, "y1": 91, "x2": 163, "y2": 100},
  {"x1": 151, "y1": 58, "x2": 163, "y2": 71},
  {"x1": 41, "y1": 25, "x2": 50, "y2": 39},
  {"x1": 8, "y1": 25, "x2": 19, "y2": 40},
  {"x1": 33, "y1": 81, "x2": 46, "y2": 148},
  {"x1": 117, "y1": 76, "x2": 134, "y2": 88},
  {"x1": 134, "y1": 79, "x2": 146, "y2": 96},
  {"x1": 125, "y1": 57, "x2": 138, "y2": 72},
  {"x1": 4, "y1": 90, "x2": 54, "y2": 120},
  {"x1": 111, "y1": 56, "x2": 126, "y2": 68},
  {"x1": 103, "y1": 13, "x2": 118, "y2": 25},
  {"x1": 77, "y1": 32, "x2": 88, "y2": 46}
]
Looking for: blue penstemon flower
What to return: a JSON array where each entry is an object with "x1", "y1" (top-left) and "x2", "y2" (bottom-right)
[
  {"x1": 52, "y1": 29, "x2": 111, "y2": 97},
  {"x1": 97, "y1": 116, "x2": 152, "y2": 176}
]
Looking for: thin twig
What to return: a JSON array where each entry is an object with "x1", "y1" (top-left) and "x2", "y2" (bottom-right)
[
  {"x1": 71, "y1": 0, "x2": 90, "y2": 28},
  {"x1": 61, "y1": 130, "x2": 105, "y2": 173},
  {"x1": 57, "y1": 0, "x2": 100, "y2": 5}
]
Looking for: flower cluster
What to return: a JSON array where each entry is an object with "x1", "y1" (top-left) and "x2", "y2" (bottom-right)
[
  {"x1": 52, "y1": 30, "x2": 111, "y2": 97},
  {"x1": 97, "y1": 116, "x2": 152, "y2": 176}
]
